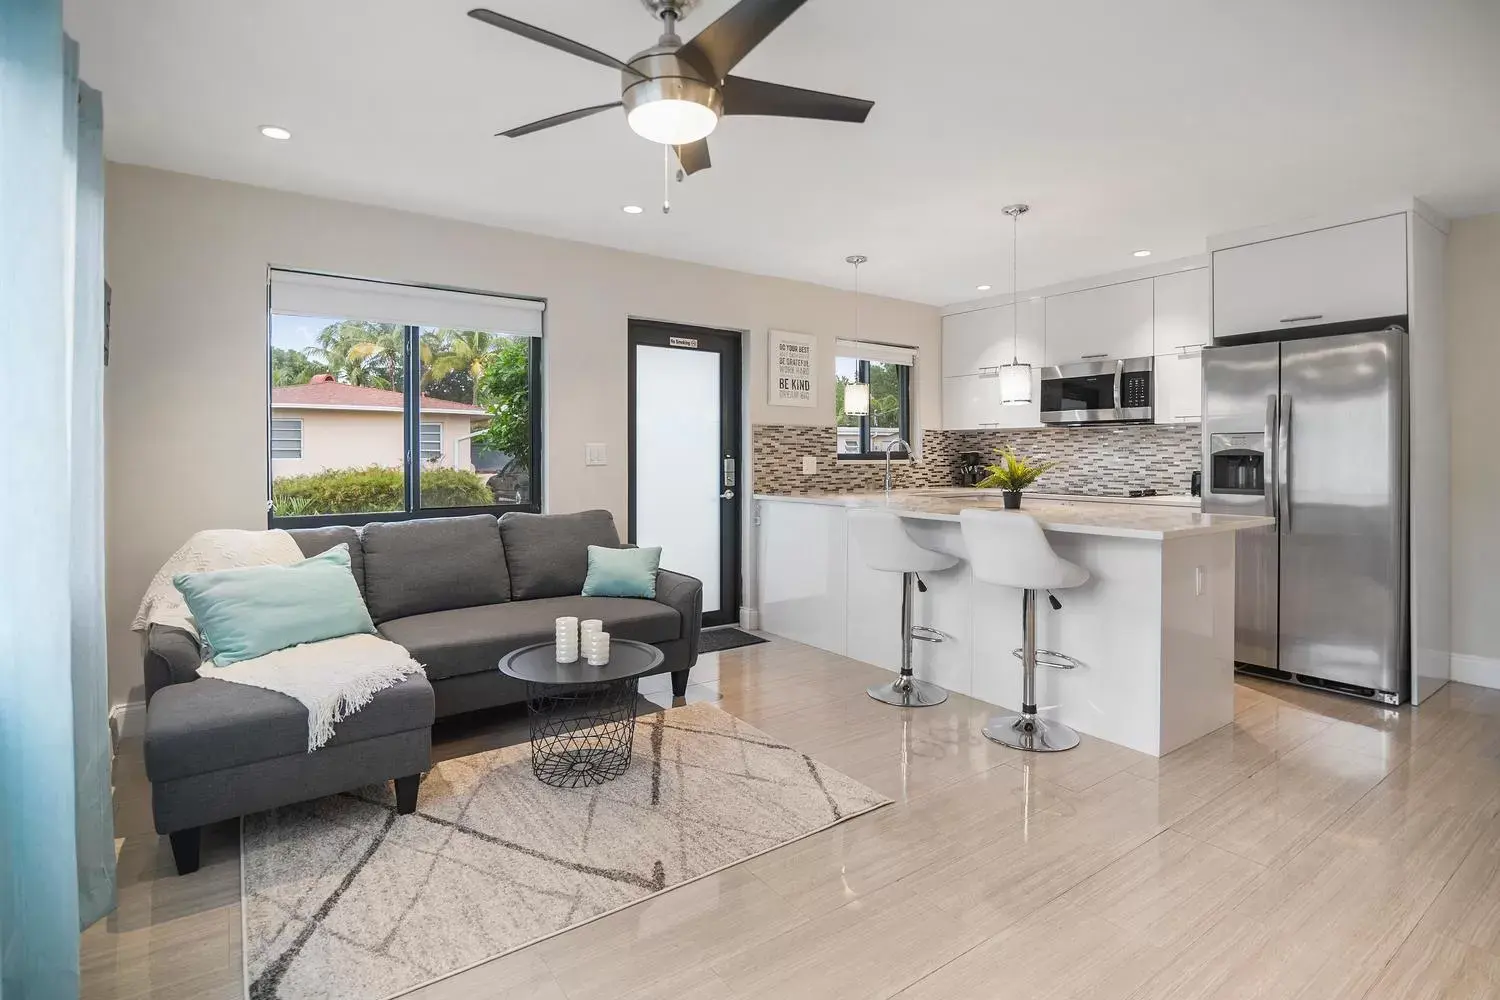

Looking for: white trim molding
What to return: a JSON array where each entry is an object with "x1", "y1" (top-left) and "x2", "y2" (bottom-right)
[
  {"x1": 1451, "y1": 654, "x2": 1500, "y2": 691},
  {"x1": 109, "y1": 700, "x2": 146, "y2": 749}
]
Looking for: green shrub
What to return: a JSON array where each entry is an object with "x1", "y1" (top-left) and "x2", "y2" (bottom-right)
[{"x1": 272, "y1": 465, "x2": 493, "y2": 516}]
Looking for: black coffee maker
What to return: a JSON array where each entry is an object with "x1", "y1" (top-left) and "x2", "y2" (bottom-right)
[{"x1": 957, "y1": 452, "x2": 986, "y2": 487}]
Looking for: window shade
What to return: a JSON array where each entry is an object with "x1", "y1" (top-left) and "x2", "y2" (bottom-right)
[
  {"x1": 270, "y1": 269, "x2": 545, "y2": 337},
  {"x1": 834, "y1": 339, "x2": 916, "y2": 367}
]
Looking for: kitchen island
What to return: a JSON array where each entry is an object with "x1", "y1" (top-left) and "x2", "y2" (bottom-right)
[{"x1": 755, "y1": 490, "x2": 1275, "y2": 755}]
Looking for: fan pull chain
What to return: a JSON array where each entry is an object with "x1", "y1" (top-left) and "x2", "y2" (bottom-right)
[{"x1": 662, "y1": 144, "x2": 672, "y2": 215}]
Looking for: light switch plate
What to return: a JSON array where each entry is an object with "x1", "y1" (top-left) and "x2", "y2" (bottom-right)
[
  {"x1": 585, "y1": 443, "x2": 608, "y2": 467},
  {"x1": 801, "y1": 456, "x2": 818, "y2": 474}
]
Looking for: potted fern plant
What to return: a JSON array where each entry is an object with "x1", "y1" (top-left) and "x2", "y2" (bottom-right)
[{"x1": 975, "y1": 448, "x2": 1059, "y2": 509}]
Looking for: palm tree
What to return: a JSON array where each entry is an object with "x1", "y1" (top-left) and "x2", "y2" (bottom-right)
[{"x1": 427, "y1": 330, "x2": 503, "y2": 404}]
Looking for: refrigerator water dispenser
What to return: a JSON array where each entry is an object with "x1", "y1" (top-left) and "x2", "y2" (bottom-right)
[{"x1": 1208, "y1": 434, "x2": 1266, "y2": 495}]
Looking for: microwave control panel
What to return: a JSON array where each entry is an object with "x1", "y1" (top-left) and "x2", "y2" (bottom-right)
[{"x1": 1121, "y1": 370, "x2": 1152, "y2": 409}]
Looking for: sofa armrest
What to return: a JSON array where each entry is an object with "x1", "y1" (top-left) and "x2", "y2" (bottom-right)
[
  {"x1": 655, "y1": 569, "x2": 703, "y2": 666},
  {"x1": 144, "y1": 624, "x2": 203, "y2": 704}
]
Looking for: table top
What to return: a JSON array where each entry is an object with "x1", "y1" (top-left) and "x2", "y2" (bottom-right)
[{"x1": 498, "y1": 640, "x2": 665, "y2": 685}]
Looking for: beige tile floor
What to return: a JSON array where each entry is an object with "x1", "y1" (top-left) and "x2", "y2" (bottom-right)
[{"x1": 82, "y1": 637, "x2": 1500, "y2": 1000}]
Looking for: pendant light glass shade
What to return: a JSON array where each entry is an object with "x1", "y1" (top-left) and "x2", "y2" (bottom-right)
[
  {"x1": 843, "y1": 381, "x2": 870, "y2": 416},
  {"x1": 998, "y1": 203, "x2": 1033, "y2": 406},
  {"x1": 998, "y1": 362, "x2": 1032, "y2": 405}
]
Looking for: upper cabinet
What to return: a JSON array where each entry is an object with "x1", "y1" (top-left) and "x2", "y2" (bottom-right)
[
  {"x1": 1212, "y1": 214, "x2": 1408, "y2": 339},
  {"x1": 1043, "y1": 278, "x2": 1154, "y2": 366},
  {"x1": 941, "y1": 298, "x2": 1044, "y2": 377},
  {"x1": 1153, "y1": 268, "x2": 1211, "y2": 353}
]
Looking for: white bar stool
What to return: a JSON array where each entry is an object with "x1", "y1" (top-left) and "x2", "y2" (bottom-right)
[
  {"x1": 959, "y1": 509, "x2": 1090, "y2": 752},
  {"x1": 848, "y1": 509, "x2": 959, "y2": 708}
]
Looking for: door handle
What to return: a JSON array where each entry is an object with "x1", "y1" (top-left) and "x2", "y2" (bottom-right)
[
  {"x1": 719, "y1": 489, "x2": 735, "y2": 500},
  {"x1": 1279, "y1": 314, "x2": 1323, "y2": 324},
  {"x1": 1113, "y1": 359, "x2": 1125, "y2": 411},
  {"x1": 1277, "y1": 394, "x2": 1292, "y2": 533},
  {"x1": 1080, "y1": 353, "x2": 1110, "y2": 359},
  {"x1": 1264, "y1": 394, "x2": 1278, "y2": 519}
]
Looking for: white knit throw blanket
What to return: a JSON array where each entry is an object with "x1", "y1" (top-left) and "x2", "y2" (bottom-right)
[{"x1": 132, "y1": 529, "x2": 425, "y2": 751}]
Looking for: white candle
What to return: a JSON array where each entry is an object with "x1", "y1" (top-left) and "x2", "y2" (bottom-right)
[
  {"x1": 587, "y1": 631, "x2": 611, "y2": 666},
  {"x1": 555, "y1": 616, "x2": 579, "y2": 663}
]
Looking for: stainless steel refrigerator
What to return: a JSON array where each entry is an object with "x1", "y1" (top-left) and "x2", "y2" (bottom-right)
[{"x1": 1201, "y1": 329, "x2": 1408, "y2": 704}]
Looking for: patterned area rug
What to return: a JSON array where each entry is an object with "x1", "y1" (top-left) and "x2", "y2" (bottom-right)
[{"x1": 241, "y1": 702, "x2": 890, "y2": 1000}]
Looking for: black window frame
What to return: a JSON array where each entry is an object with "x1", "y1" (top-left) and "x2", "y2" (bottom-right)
[
  {"x1": 266, "y1": 318, "x2": 544, "y2": 529},
  {"x1": 837, "y1": 358, "x2": 912, "y2": 461}
]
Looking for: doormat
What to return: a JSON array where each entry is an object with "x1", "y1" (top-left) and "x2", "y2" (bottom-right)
[{"x1": 699, "y1": 628, "x2": 770, "y2": 653}]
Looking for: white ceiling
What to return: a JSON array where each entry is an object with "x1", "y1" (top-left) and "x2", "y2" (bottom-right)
[{"x1": 65, "y1": 0, "x2": 1500, "y2": 305}]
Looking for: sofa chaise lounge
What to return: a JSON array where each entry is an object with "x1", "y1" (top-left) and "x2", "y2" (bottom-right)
[{"x1": 143, "y1": 509, "x2": 703, "y2": 874}]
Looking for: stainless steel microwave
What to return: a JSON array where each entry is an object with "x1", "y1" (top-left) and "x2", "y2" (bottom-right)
[{"x1": 1040, "y1": 356, "x2": 1154, "y2": 424}]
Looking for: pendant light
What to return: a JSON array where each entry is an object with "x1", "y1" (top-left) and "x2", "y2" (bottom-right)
[
  {"x1": 998, "y1": 204, "x2": 1033, "y2": 405},
  {"x1": 842, "y1": 255, "x2": 871, "y2": 416}
]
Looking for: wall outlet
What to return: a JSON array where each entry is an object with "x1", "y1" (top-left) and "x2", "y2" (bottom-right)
[
  {"x1": 585, "y1": 443, "x2": 608, "y2": 467},
  {"x1": 1195, "y1": 566, "x2": 1205, "y2": 596},
  {"x1": 801, "y1": 456, "x2": 818, "y2": 474}
]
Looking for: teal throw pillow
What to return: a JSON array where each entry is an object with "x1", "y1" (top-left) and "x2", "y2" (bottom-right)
[
  {"x1": 173, "y1": 544, "x2": 377, "y2": 666},
  {"x1": 581, "y1": 545, "x2": 662, "y2": 599}
]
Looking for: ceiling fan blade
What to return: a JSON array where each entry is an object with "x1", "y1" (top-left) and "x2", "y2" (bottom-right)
[
  {"x1": 675, "y1": 139, "x2": 712, "y2": 176},
  {"x1": 468, "y1": 8, "x2": 644, "y2": 78},
  {"x1": 721, "y1": 76, "x2": 873, "y2": 122},
  {"x1": 497, "y1": 102, "x2": 623, "y2": 138},
  {"x1": 678, "y1": 0, "x2": 810, "y2": 82}
]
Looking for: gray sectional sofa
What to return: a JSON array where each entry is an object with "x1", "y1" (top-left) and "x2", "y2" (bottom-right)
[{"x1": 143, "y1": 509, "x2": 703, "y2": 874}]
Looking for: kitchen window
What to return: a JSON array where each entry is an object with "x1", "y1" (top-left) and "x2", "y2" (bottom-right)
[
  {"x1": 835, "y1": 341, "x2": 914, "y2": 460},
  {"x1": 266, "y1": 269, "x2": 545, "y2": 526}
]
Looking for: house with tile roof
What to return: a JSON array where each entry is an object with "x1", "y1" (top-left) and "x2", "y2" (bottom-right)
[{"x1": 270, "y1": 374, "x2": 491, "y2": 478}]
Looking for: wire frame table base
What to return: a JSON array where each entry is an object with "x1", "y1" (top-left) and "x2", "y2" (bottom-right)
[{"x1": 524, "y1": 677, "x2": 641, "y2": 788}]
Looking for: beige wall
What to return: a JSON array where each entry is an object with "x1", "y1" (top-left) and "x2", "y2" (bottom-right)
[
  {"x1": 105, "y1": 164, "x2": 939, "y2": 706},
  {"x1": 1449, "y1": 211, "x2": 1500, "y2": 668},
  {"x1": 271, "y1": 409, "x2": 477, "y2": 478}
]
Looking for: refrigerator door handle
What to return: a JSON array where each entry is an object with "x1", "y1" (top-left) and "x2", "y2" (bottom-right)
[
  {"x1": 1264, "y1": 394, "x2": 1279, "y2": 519},
  {"x1": 1278, "y1": 394, "x2": 1293, "y2": 533}
]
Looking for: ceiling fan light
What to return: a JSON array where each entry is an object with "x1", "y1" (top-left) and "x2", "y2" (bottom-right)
[
  {"x1": 843, "y1": 381, "x2": 870, "y2": 417},
  {"x1": 627, "y1": 99, "x2": 718, "y2": 145},
  {"x1": 998, "y1": 363, "x2": 1033, "y2": 405}
]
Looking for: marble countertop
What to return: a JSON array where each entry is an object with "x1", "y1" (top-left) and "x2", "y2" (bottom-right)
[{"x1": 753, "y1": 490, "x2": 1276, "y2": 540}]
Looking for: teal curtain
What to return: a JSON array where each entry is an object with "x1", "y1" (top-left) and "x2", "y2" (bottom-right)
[{"x1": 0, "y1": 3, "x2": 115, "y2": 996}]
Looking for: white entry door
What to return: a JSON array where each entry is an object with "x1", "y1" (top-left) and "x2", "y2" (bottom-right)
[{"x1": 629, "y1": 322, "x2": 742, "y2": 626}]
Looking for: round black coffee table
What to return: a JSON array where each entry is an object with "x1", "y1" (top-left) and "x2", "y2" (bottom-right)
[{"x1": 498, "y1": 640, "x2": 665, "y2": 788}]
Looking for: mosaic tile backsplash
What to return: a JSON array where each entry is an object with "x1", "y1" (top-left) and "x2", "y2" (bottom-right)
[{"x1": 752, "y1": 423, "x2": 1202, "y2": 497}]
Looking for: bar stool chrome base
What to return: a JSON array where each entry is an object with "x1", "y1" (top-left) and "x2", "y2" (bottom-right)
[
  {"x1": 983, "y1": 712, "x2": 1081, "y2": 752},
  {"x1": 868, "y1": 675, "x2": 948, "y2": 708}
]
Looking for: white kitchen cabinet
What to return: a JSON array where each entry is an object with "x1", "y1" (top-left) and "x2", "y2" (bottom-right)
[
  {"x1": 942, "y1": 298, "x2": 1044, "y2": 377},
  {"x1": 1153, "y1": 268, "x2": 1211, "y2": 353},
  {"x1": 943, "y1": 372, "x2": 1040, "y2": 430},
  {"x1": 1213, "y1": 213, "x2": 1408, "y2": 339},
  {"x1": 1153, "y1": 351, "x2": 1202, "y2": 424},
  {"x1": 1044, "y1": 278, "x2": 1155, "y2": 366},
  {"x1": 942, "y1": 373, "x2": 999, "y2": 429}
]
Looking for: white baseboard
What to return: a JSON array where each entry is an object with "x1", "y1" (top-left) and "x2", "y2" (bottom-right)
[
  {"x1": 1451, "y1": 654, "x2": 1500, "y2": 691},
  {"x1": 739, "y1": 607, "x2": 760, "y2": 631},
  {"x1": 109, "y1": 700, "x2": 146, "y2": 749}
]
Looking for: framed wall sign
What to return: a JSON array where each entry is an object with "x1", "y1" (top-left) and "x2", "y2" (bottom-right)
[{"x1": 768, "y1": 329, "x2": 817, "y2": 408}]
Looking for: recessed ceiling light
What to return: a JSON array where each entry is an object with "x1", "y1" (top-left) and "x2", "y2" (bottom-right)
[
  {"x1": 259, "y1": 125, "x2": 292, "y2": 140},
  {"x1": 622, "y1": 205, "x2": 644, "y2": 215},
  {"x1": 976, "y1": 284, "x2": 992, "y2": 292},
  {"x1": 1133, "y1": 249, "x2": 1152, "y2": 257}
]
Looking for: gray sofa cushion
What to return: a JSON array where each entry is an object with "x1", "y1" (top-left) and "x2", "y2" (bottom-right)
[
  {"x1": 144, "y1": 674, "x2": 434, "y2": 782},
  {"x1": 361, "y1": 515, "x2": 510, "y2": 623},
  {"x1": 378, "y1": 596, "x2": 680, "y2": 682},
  {"x1": 499, "y1": 509, "x2": 619, "y2": 600},
  {"x1": 288, "y1": 526, "x2": 367, "y2": 599}
]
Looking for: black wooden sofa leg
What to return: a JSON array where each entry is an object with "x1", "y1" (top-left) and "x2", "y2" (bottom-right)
[
  {"x1": 671, "y1": 669, "x2": 690, "y2": 698},
  {"x1": 169, "y1": 827, "x2": 201, "y2": 876},
  {"x1": 394, "y1": 774, "x2": 421, "y2": 814}
]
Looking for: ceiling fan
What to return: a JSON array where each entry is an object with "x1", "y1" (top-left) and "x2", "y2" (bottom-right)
[{"x1": 468, "y1": 0, "x2": 874, "y2": 176}]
